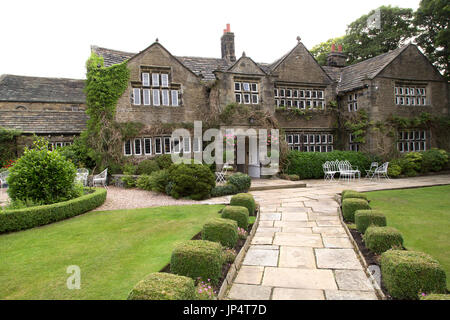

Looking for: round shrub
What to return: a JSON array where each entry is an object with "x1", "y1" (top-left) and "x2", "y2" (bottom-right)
[
  {"x1": 168, "y1": 163, "x2": 215, "y2": 200},
  {"x1": 136, "y1": 159, "x2": 160, "y2": 175},
  {"x1": 127, "y1": 272, "x2": 196, "y2": 300},
  {"x1": 381, "y1": 250, "x2": 447, "y2": 300},
  {"x1": 170, "y1": 240, "x2": 223, "y2": 284},
  {"x1": 341, "y1": 198, "x2": 370, "y2": 222},
  {"x1": 341, "y1": 190, "x2": 356, "y2": 199},
  {"x1": 355, "y1": 210, "x2": 387, "y2": 234},
  {"x1": 230, "y1": 193, "x2": 256, "y2": 216},
  {"x1": 364, "y1": 226, "x2": 403, "y2": 254},
  {"x1": 342, "y1": 191, "x2": 368, "y2": 201},
  {"x1": 400, "y1": 152, "x2": 423, "y2": 177},
  {"x1": 7, "y1": 141, "x2": 79, "y2": 204},
  {"x1": 228, "y1": 172, "x2": 251, "y2": 193},
  {"x1": 221, "y1": 205, "x2": 249, "y2": 229},
  {"x1": 210, "y1": 184, "x2": 238, "y2": 197},
  {"x1": 155, "y1": 154, "x2": 173, "y2": 170},
  {"x1": 421, "y1": 149, "x2": 448, "y2": 173},
  {"x1": 136, "y1": 174, "x2": 152, "y2": 191},
  {"x1": 201, "y1": 218, "x2": 238, "y2": 248},
  {"x1": 387, "y1": 161, "x2": 402, "y2": 178},
  {"x1": 149, "y1": 169, "x2": 169, "y2": 193}
]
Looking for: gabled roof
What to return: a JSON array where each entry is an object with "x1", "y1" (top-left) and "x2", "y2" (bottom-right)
[
  {"x1": 91, "y1": 45, "x2": 234, "y2": 81},
  {"x1": 226, "y1": 54, "x2": 268, "y2": 75},
  {"x1": 0, "y1": 74, "x2": 85, "y2": 103},
  {"x1": 325, "y1": 45, "x2": 411, "y2": 93},
  {"x1": 0, "y1": 110, "x2": 88, "y2": 134}
]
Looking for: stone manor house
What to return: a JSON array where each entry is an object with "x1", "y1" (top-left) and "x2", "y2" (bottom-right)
[{"x1": 0, "y1": 24, "x2": 448, "y2": 177}]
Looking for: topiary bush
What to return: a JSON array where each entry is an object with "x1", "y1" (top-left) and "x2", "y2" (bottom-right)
[
  {"x1": 342, "y1": 198, "x2": 370, "y2": 222},
  {"x1": 364, "y1": 226, "x2": 403, "y2": 254},
  {"x1": 286, "y1": 150, "x2": 376, "y2": 179},
  {"x1": 230, "y1": 193, "x2": 256, "y2": 216},
  {"x1": 355, "y1": 210, "x2": 387, "y2": 234},
  {"x1": 136, "y1": 159, "x2": 160, "y2": 175},
  {"x1": 170, "y1": 240, "x2": 223, "y2": 284},
  {"x1": 227, "y1": 172, "x2": 251, "y2": 193},
  {"x1": 341, "y1": 190, "x2": 356, "y2": 199},
  {"x1": 221, "y1": 205, "x2": 249, "y2": 229},
  {"x1": 7, "y1": 138, "x2": 80, "y2": 204},
  {"x1": 381, "y1": 250, "x2": 447, "y2": 300},
  {"x1": 387, "y1": 160, "x2": 402, "y2": 178},
  {"x1": 421, "y1": 149, "x2": 448, "y2": 173},
  {"x1": 201, "y1": 218, "x2": 238, "y2": 248},
  {"x1": 342, "y1": 191, "x2": 368, "y2": 201},
  {"x1": 210, "y1": 184, "x2": 238, "y2": 197},
  {"x1": 127, "y1": 272, "x2": 196, "y2": 300},
  {"x1": 168, "y1": 163, "x2": 215, "y2": 200},
  {"x1": 399, "y1": 152, "x2": 423, "y2": 177}
]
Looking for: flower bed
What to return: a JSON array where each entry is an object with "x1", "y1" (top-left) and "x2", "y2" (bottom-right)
[{"x1": 0, "y1": 188, "x2": 107, "y2": 234}]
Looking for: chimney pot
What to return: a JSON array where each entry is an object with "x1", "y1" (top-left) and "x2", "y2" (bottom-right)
[
  {"x1": 338, "y1": 44, "x2": 343, "y2": 52},
  {"x1": 226, "y1": 24, "x2": 231, "y2": 33},
  {"x1": 331, "y1": 44, "x2": 336, "y2": 52}
]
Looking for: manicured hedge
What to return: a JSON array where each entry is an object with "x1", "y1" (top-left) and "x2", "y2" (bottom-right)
[
  {"x1": 286, "y1": 150, "x2": 377, "y2": 179},
  {"x1": 127, "y1": 272, "x2": 196, "y2": 300},
  {"x1": 210, "y1": 184, "x2": 238, "y2": 197},
  {"x1": 381, "y1": 250, "x2": 447, "y2": 300},
  {"x1": 227, "y1": 173, "x2": 251, "y2": 193},
  {"x1": 355, "y1": 210, "x2": 387, "y2": 234},
  {"x1": 420, "y1": 294, "x2": 450, "y2": 300},
  {"x1": 342, "y1": 191, "x2": 368, "y2": 201},
  {"x1": 230, "y1": 193, "x2": 256, "y2": 216},
  {"x1": 170, "y1": 240, "x2": 223, "y2": 284},
  {"x1": 364, "y1": 226, "x2": 403, "y2": 254},
  {"x1": 342, "y1": 198, "x2": 370, "y2": 222},
  {"x1": 0, "y1": 188, "x2": 107, "y2": 234},
  {"x1": 221, "y1": 205, "x2": 249, "y2": 229},
  {"x1": 201, "y1": 218, "x2": 238, "y2": 248}
]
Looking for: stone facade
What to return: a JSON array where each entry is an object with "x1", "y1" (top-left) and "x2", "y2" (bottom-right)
[{"x1": 1, "y1": 25, "x2": 448, "y2": 167}]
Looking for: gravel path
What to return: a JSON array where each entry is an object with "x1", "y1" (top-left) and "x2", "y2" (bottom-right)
[{"x1": 93, "y1": 186, "x2": 229, "y2": 211}]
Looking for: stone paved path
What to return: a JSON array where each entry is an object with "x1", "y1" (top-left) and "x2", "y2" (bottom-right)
[{"x1": 226, "y1": 174, "x2": 450, "y2": 300}]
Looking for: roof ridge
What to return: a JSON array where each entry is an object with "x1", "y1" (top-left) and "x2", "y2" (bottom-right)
[
  {"x1": 342, "y1": 44, "x2": 409, "y2": 70},
  {"x1": 0, "y1": 74, "x2": 85, "y2": 81}
]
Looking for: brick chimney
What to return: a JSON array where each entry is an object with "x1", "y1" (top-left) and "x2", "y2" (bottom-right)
[
  {"x1": 327, "y1": 43, "x2": 347, "y2": 68},
  {"x1": 221, "y1": 24, "x2": 236, "y2": 62}
]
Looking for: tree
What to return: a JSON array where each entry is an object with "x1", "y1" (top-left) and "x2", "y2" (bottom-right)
[
  {"x1": 342, "y1": 6, "x2": 417, "y2": 64},
  {"x1": 414, "y1": 0, "x2": 450, "y2": 79},
  {"x1": 310, "y1": 37, "x2": 345, "y2": 66}
]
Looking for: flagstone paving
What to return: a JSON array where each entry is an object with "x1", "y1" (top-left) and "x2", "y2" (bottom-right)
[{"x1": 226, "y1": 174, "x2": 450, "y2": 300}]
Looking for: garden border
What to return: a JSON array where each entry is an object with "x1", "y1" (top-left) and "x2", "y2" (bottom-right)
[
  {"x1": 217, "y1": 203, "x2": 260, "y2": 300},
  {"x1": 335, "y1": 194, "x2": 386, "y2": 300},
  {"x1": 0, "y1": 188, "x2": 107, "y2": 234}
]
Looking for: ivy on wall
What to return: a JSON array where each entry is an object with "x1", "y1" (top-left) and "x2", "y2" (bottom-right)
[
  {"x1": 84, "y1": 53, "x2": 131, "y2": 170},
  {"x1": 0, "y1": 127, "x2": 21, "y2": 167}
]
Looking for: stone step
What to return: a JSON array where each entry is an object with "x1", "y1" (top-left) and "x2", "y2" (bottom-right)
[{"x1": 249, "y1": 182, "x2": 307, "y2": 191}]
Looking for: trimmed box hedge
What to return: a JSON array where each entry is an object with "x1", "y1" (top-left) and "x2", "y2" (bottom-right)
[
  {"x1": 381, "y1": 250, "x2": 447, "y2": 300},
  {"x1": 201, "y1": 218, "x2": 238, "y2": 248},
  {"x1": 364, "y1": 226, "x2": 403, "y2": 254},
  {"x1": 0, "y1": 188, "x2": 107, "y2": 234},
  {"x1": 221, "y1": 205, "x2": 249, "y2": 229},
  {"x1": 230, "y1": 193, "x2": 256, "y2": 216},
  {"x1": 420, "y1": 294, "x2": 450, "y2": 300},
  {"x1": 342, "y1": 198, "x2": 370, "y2": 222},
  {"x1": 342, "y1": 191, "x2": 368, "y2": 201},
  {"x1": 170, "y1": 240, "x2": 223, "y2": 284},
  {"x1": 355, "y1": 210, "x2": 387, "y2": 234},
  {"x1": 127, "y1": 272, "x2": 196, "y2": 300}
]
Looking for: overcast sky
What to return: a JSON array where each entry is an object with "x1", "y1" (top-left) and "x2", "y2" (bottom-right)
[{"x1": 0, "y1": 0, "x2": 421, "y2": 79}]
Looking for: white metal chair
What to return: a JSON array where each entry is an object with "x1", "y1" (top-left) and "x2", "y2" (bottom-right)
[
  {"x1": 323, "y1": 161, "x2": 338, "y2": 181},
  {"x1": 370, "y1": 162, "x2": 390, "y2": 181},
  {"x1": 75, "y1": 168, "x2": 89, "y2": 187},
  {"x1": 338, "y1": 161, "x2": 361, "y2": 182},
  {"x1": 93, "y1": 168, "x2": 108, "y2": 188},
  {"x1": 215, "y1": 163, "x2": 230, "y2": 184},
  {"x1": 0, "y1": 170, "x2": 9, "y2": 191},
  {"x1": 365, "y1": 162, "x2": 379, "y2": 178}
]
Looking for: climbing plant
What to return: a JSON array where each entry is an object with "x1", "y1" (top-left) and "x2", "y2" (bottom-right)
[
  {"x1": 84, "y1": 52, "x2": 130, "y2": 170},
  {"x1": 0, "y1": 127, "x2": 21, "y2": 167}
]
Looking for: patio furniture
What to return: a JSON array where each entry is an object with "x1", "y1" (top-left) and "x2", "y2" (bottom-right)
[
  {"x1": 338, "y1": 160, "x2": 361, "y2": 182},
  {"x1": 75, "y1": 168, "x2": 89, "y2": 187},
  {"x1": 370, "y1": 162, "x2": 390, "y2": 181},
  {"x1": 323, "y1": 161, "x2": 338, "y2": 181},
  {"x1": 215, "y1": 163, "x2": 230, "y2": 184},
  {"x1": 365, "y1": 162, "x2": 379, "y2": 178},
  {"x1": 93, "y1": 169, "x2": 108, "y2": 188},
  {"x1": 0, "y1": 170, "x2": 9, "y2": 190}
]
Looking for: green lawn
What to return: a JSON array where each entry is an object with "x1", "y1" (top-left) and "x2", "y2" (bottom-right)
[
  {"x1": 365, "y1": 185, "x2": 450, "y2": 289},
  {"x1": 0, "y1": 204, "x2": 224, "y2": 300}
]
